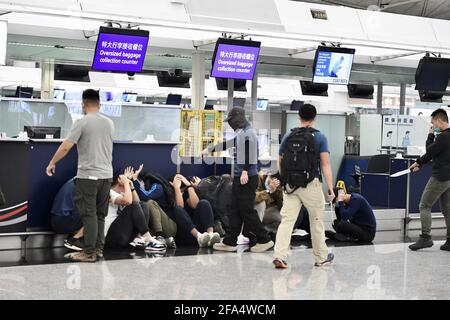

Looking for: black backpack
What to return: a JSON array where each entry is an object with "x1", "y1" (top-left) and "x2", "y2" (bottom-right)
[
  {"x1": 281, "y1": 127, "x2": 318, "y2": 192},
  {"x1": 196, "y1": 175, "x2": 233, "y2": 233}
]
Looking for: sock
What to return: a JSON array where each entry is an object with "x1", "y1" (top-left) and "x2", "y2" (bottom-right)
[{"x1": 155, "y1": 232, "x2": 164, "y2": 238}]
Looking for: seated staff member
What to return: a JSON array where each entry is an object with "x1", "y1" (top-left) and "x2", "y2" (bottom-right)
[
  {"x1": 105, "y1": 169, "x2": 165, "y2": 252},
  {"x1": 333, "y1": 188, "x2": 377, "y2": 243},
  {"x1": 50, "y1": 178, "x2": 84, "y2": 251},
  {"x1": 170, "y1": 174, "x2": 220, "y2": 247}
]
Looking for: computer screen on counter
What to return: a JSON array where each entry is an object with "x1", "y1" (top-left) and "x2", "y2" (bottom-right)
[
  {"x1": 312, "y1": 46, "x2": 355, "y2": 85},
  {"x1": 256, "y1": 99, "x2": 269, "y2": 111},
  {"x1": 122, "y1": 93, "x2": 138, "y2": 103},
  {"x1": 211, "y1": 38, "x2": 261, "y2": 81},
  {"x1": 91, "y1": 26, "x2": 149, "y2": 73}
]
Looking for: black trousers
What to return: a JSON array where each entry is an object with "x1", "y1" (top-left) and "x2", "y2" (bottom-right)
[
  {"x1": 170, "y1": 200, "x2": 215, "y2": 246},
  {"x1": 105, "y1": 202, "x2": 150, "y2": 249},
  {"x1": 334, "y1": 220, "x2": 375, "y2": 243},
  {"x1": 223, "y1": 176, "x2": 271, "y2": 246}
]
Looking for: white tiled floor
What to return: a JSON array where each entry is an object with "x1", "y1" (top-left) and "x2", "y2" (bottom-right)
[{"x1": 0, "y1": 241, "x2": 449, "y2": 300}]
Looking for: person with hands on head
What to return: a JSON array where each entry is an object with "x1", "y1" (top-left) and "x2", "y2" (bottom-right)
[
  {"x1": 202, "y1": 107, "x2": 274, "y2": 253},
  {"x1": 169, "y1": 174, "x2": 220, "y2": 248},
  {"x1": 105, "y1": 168, "x2": 166, "y2": 252},
  {"x1": 408, "y1": 109, "x2": 450, "y2": 251},
  {"x1": 332, "y1": 188, "x2": 377, "y2": 243},
  {"x1": 273, "y1": 103, "x2": 335, "y2": 269}
]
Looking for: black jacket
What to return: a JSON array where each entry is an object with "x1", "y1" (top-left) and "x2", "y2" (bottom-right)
[{"x1": 416, "y1": 128, "x2": 450, "y2": 181}]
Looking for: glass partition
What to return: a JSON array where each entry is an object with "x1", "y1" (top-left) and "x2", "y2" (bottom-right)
[{"x1": 0, "y1": 98, "x2": 181, "y2": 142}]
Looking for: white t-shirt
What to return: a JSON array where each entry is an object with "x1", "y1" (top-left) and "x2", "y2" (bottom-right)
[{"x1": 104, "y1": 189, "x2": 123, "y2": 236}]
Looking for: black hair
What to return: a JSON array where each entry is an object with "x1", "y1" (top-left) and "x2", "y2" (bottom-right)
[
  {"x1": 298, "y1": 103, "x2": 317, "y2": 121},
  {"x1": 431, "y1": 108, "x2": 448, "y2": 123},
  {"x1": 405, "y1": 131, "x2": 410, "y2": 134},
  {"x1": 111, "y1": 174, "x2": 120, "y2": 187},
  {"x1": 82, "y1": 89, "x2": 100, "y2": 104},
  {"x1": 387, "y1": 131, "x2": 392, "y2": 136}
]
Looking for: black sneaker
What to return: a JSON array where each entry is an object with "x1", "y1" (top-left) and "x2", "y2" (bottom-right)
[
  {"x1": 325, "y1": 230, "x2": 336, "y2": 239},
  {"x1": 334, "y1": 233, "x2": 358, "y2": 242},
  {"x1": 440, "y1": 239, "x2": 450, "y2": 251},
  {"x1": 409, "y1": 234, "x2": 433, "y2": 251},
  {"x1": 64, "y1": 237, "x2": 84, "y2": 251}
]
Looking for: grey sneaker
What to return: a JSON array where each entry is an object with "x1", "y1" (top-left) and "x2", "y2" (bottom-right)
[
  {"x1": 197, "y1": 232, "x2": 211, "y2": 248},
  {"x1": 250, "y1": 240, "x2": 274, "y2": 253},
  {"x1": 409, "y1": 234, "x2": 434, "y2": 251},
  {"x1": 208, "y1": 232, "x2": 221, "y2": 247},
  {"x1": 155, "y1": 236, "x2": 167, "y2": 247},
  {"x1": 165, "y1": 237, "x2": 177, "y2": 249},
  {"x1": 213, "y1": 242, "x2": 238, "y2": 252},
  {"x1": 314, "y1": 253, "x2": 335, "y2": 267}
]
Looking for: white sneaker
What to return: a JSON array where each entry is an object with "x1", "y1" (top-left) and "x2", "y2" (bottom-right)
[
  {"x1": 213, "y1": 242, "x2": 238, "y2": 252},
  {"x1": 237, "y1": 234, "x2": 250, "y2": 245},
  {"x1": 197, "y1": 232, "x2": 211, "y2": 248},
  {"x1": 129, "y1": 237, "x2": 146, "y2": 249},
  {"x1": 250, "y1": 240, "x2": 275, "y2": 253},
  {"x1": 208, "y1": 232, "x2": 221, "y2": 247}
]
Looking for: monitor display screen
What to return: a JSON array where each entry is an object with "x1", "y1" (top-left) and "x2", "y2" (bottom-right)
[
  {"x1": 256, "y1": 99, "x2": 269, "y2": 111},
  {"x1": 122, "y1": 93, "x2": 138, "y2": 103},
  {"x1": 15, "y1": 86, "x2": 33, "y2": 98},
  {"x1": 92, "y1": 26, "x2": 149, "y2": 73},
  {"x1": 415, "y1": 56, "x2": 450, "y2": 92},
  {"x1": 53, "y1": 89, "x2": 65, "y2": 100},
  {"x1": 312, "y1": 46, "x2": 355, "y2": 85},
  {"x1": 24, "y1": 126, "x2": 61, "y2": 139},
  {"x1": 211, "y1": 38, "x2": 261, "y2": 80},
  {"x1": 166, "y1": 94, "x2": 182, "y2": 105}
]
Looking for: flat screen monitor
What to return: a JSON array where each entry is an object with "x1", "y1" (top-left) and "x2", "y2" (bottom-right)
[
  {"x1": 53, "y1": 89, "x2": 65, "y2": 100},
  {"x1": 122, "y1": 93, "x2": 138, "y2": 103},
  {"x1": 415, "y1": 56, "x2": 450, "y2": 92},
  {"x1": 100, "y1": 91, "x2": 122, "y2": 103},
  {"x1": 215, "y1": 78, "x2": 247, "y2": 92},
  {"x1": 233, "y1": 97, "x2": 246, "y2": 107},
  {"x1": 91, "y1": 26, "x2": 149, "y2": 73},
  {"x1": 256, "y1": 99, "x2": 269, "y2": 111},
  {"x1": 24, "y1": 126, "x2": 61, "y2": 139},
  {"x1": 166, "y1": 94, "x2": 182, "y2": 105},
  {"x1": 312, "y1": 46, "x2": 355, "y2": 85},
  {"x1": 15, "y1": 86, "x2": 33, "y2": 98},
  {"x1": 211, "y1": 38, "x2": 261, "y2": 80}
]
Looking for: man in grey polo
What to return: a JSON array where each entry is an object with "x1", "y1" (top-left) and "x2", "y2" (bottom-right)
[{"x1": 46, "y1": 89, "x2": 114, "y2": 262}]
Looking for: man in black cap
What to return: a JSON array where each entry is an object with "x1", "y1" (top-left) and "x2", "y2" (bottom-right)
[{"x1": 201, "y1": 107, "x2": 274, "y2": 252}]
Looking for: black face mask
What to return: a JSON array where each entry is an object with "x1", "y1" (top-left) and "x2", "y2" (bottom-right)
[{"x1": 228, "y1": 118, "x2": 241, "y2": 131}]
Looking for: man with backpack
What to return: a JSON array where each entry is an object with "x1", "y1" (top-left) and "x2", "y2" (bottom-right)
[{"x1": 273, "y1": 104, "x2": 335, "y2": 269}]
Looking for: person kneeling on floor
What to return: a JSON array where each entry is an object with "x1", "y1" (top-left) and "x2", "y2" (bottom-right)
[
  {"x1": 332, "y1": 188, "x2": 377, "y2": 243},
  {"x1": 51, "y1": 178, "x2": 84, "y2": 251}
]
